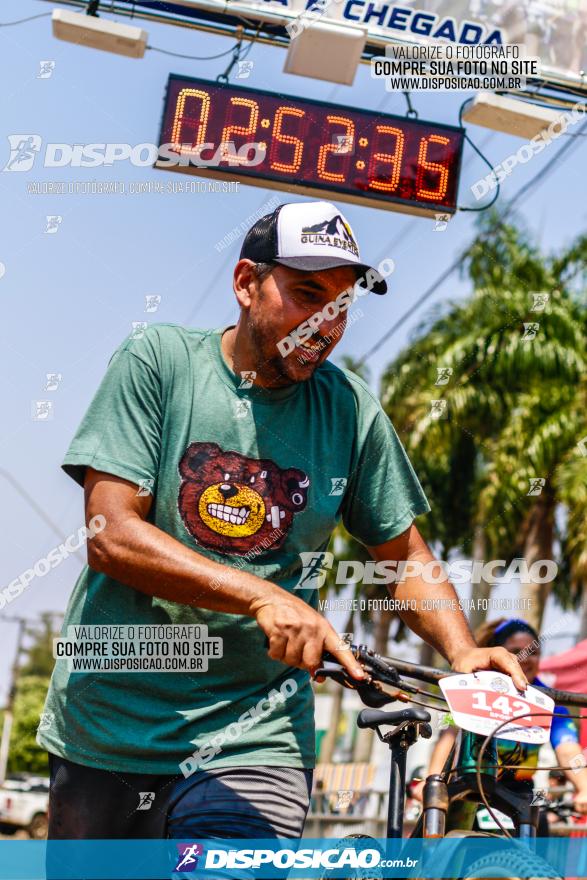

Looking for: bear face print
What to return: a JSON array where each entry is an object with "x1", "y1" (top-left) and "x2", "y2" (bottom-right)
[{"x1": 178, "y1": 441, "x2": 310, "y2": 555}]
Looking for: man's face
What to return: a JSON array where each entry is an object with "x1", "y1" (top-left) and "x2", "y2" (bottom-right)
[{"x1": 243, "y1": 262, "x2": 359, "y2": 386}]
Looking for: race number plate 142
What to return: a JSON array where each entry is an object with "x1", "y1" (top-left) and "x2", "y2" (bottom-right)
[{"x1": 439, "y1": 671, "x2": 554, "y2": 744}]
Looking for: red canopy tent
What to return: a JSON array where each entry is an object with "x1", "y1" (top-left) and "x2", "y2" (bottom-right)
[{"x1": 540, "y1": 640, "x2": 587, "y2": 749}]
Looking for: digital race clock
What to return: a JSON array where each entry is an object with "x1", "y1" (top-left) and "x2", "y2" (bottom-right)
[{"x1": 155, "y1": 75, "x2": 464, "y2": 217}]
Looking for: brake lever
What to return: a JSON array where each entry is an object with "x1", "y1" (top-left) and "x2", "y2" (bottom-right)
[
  {"x1": 312, "y1": 666, "x2": 401, "y2": 708},
  {"x1": 313, "y1": 667, "x2": 352, "y2": 687},
  {"x1": 323, "y1": 645, "x2": 403, "y2": 688}
]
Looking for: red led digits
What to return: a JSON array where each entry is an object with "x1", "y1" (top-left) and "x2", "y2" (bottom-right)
[
  {"x1": 170, "y1": 88, "x2": 211, "y2": 154},
  {"x1": 415, "y1": 134, "x2": 451, "y2": 202},
  {"x1": 367, "y1": 125, "x2": 404, "y2": 193},
  {"x1": 158, "y1": 76, "x2": 464, "y2": 215},
  {"x1": 219, "y1": 97, "x2": 260, "y2": 163},
  {"x1": 317, "y1": 115, "x2": 355, "y2": 183},
  {"x1": 270, "y1": 106, "x2": 305, "y2": 174}
]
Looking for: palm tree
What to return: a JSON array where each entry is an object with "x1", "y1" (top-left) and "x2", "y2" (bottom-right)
[{"x1": 379, "y1": 212, "x2": 587, "y2": 631}]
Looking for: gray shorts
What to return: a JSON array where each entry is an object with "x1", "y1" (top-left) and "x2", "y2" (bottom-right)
[{"x1": 47, "y1": 753, "x2": 313, "y2": 839}]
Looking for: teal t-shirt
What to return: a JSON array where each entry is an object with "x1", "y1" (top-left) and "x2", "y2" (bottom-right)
[{"x1": 38, "y1": 323, "x2": 430, "y2": 774}]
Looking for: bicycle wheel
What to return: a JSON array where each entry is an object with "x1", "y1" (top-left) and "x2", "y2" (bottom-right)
[
  {"x1": 318, "y1": 833, "x2": 384, "y2": 880},
  {"x1": 460, "y1": 847, "x2": 562, "y2": 880}
]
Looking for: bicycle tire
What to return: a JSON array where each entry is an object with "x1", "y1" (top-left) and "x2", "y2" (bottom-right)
[
  {"x1": 460, "y1": 846, "x2": 562, "y2": 880},
  {"x1": 318, "y1": 833, "x2": 384, "y2": 880}
]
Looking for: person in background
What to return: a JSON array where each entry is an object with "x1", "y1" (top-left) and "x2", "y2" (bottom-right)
[{"x1": 413, "y1": 618, "x2": 587, "y2": 824}]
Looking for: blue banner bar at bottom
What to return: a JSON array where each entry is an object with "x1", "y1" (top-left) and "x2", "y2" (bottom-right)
[{"x1": 2, "y1": 836, "x2": 587, "y2": 879}]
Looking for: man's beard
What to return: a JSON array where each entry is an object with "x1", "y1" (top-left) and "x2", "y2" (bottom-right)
[{"x1": 248, "y1": 315, "x2": 321, "y2": 386}]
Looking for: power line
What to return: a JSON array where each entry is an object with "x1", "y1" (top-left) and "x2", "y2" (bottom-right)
[
  {"x1": 357, "y1": 115, "x2": 587, "y2": 365},
  {"x1": 0, "y1": 470, "x2": 86, "y2": 564},
  {"x1": 146, "y1": 43, "x2": 240, "y2": 61},
  {"x1": 0, "y1": 12, "x2": 51, "y2": 26}
]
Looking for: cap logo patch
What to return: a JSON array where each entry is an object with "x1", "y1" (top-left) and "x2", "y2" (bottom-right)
[{"x1": 300, "y1": 214, "x2": 359, "y2": 258}]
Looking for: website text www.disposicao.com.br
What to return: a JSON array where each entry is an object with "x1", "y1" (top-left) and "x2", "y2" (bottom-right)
[{"x1": 200, "y1": 847, "x2": 418, "y2": 871}]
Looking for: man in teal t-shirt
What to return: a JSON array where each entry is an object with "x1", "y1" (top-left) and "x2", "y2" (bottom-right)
[{"x1": 39, "y1": 200, "x2": 526, "y2": 841}]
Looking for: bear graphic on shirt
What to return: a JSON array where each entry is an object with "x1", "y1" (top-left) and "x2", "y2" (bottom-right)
[{"x1": 178, "y1": 441, "x2": 310, "y2": 555}]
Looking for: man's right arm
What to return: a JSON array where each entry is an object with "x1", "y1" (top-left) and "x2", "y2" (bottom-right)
[{"x1": 84, "y1": 467, "x2": 365, "y2": 679}]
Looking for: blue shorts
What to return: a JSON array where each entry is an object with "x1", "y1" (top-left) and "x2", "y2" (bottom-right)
[{"x1": 47, "y1": 753, "x2": 313, "y2": 839}]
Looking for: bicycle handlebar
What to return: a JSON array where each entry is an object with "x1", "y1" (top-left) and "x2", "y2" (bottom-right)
[
  {"x1": 383, "y1": 654, "x2": 587, "y2": 709},
  {"x1": 319, "y1": 644, "x2": 587, "y2": 710}
]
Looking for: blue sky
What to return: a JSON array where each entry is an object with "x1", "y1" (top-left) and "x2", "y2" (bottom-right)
[{"x1": 0, "y1": 0, "x2": 585, "y2": 702}]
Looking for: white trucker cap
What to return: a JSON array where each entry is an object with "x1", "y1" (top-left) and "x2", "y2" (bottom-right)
[{"x1": 239, "y1": 200, "x2": 388, "y2": 294}]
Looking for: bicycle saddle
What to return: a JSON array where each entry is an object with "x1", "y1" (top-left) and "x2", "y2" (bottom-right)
[{"x1": 357, "y1": 707, "x2": 431, "y2": 729}]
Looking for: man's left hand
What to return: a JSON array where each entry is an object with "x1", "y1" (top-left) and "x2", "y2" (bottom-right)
[{"x1": 450, "y1": 646, "x2": 528, "y2": 692}]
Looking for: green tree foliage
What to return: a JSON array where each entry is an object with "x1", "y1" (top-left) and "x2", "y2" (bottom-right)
[
  {"x1": 7, "y1": 677, "x2": 50, "y2": 775},
  {"x1": 379, "y1": 211, "x2": 587, "y2": 628},
  {"x1": 5, "y1": 614, "x2": 60, "y2": 775}
]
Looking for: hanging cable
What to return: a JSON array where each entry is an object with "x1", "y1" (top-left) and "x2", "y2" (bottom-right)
[
  {"x1": 403, "y1": 91, "x2": 418, "y2": 119},
  {"x1": 0, "y1": 12, "x2": 52, "y2": 26},
  {"x1": 147, "y1": 43, "x2": 240, "y2": 62},
  {"x1": 457, "y1": 97, "x2": 500, "y2": 212},
  {"x1": 216, "y1": 26, "x2": 244, "y2": 83}
]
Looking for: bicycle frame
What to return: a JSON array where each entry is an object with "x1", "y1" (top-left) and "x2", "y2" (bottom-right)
[
  {"x1": 319, "y1": 645, "x2": 587, "y2": 844},
  {"x1": 406, "y1": 729, "x2": 541, "y2": 840}
]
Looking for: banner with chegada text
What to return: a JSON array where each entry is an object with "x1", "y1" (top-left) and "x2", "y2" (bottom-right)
[{"x1": 116, "y1": 0, "x2": 587, "y2": 88}]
